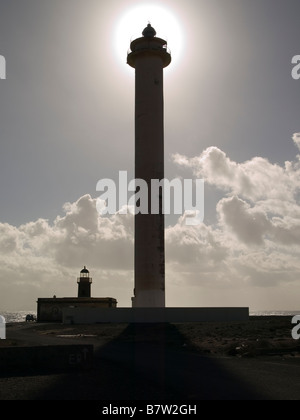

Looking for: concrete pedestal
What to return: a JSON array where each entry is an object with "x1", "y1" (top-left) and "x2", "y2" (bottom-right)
[{"x1": 63, "y1": 307, "x2": 249, "y2": 324}]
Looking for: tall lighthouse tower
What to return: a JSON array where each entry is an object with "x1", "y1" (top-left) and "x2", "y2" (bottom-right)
[{"x1": 127, "y1": 24, "x2": 171, "y2": 308}]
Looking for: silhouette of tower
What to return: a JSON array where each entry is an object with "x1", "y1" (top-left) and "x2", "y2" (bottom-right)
[
  {"x1": 127, "y1": 24, "x2": 171, "y2": 307},
  {"x1": 77, "y1": 266, "x2": 92, "y2": 298}
]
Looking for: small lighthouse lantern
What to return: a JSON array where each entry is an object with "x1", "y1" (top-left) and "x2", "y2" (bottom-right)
[{"x1": 77, "y1": 266, "x2": 92, "y2": 298}]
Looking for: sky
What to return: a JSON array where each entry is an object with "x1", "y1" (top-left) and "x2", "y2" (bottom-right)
[{"x1": 0, "y1": 0, "x2": 300, "y2": 311}]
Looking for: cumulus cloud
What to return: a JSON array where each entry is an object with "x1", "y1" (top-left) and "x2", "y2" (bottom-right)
[
  {"x1": 51, "y1": 195, "x2": 134, "y2": 269},
  {"x1": 166, "y1": 216, "x2": 228, "y2": 269},
  {"x1": 2, "y1": 135, "x2": 300, "y2": 311},
  {"x1": 9, "y1": 195, "x2": 134, "y2": 272},
  {"x1": 0, "y1": 195, "x2": 134, "y2": 310},
  {"x1": 173, "y1": 135, "x2": 300, "y2": 204},
  {"x1": 174, "y1": 135, "x2": 300, "y2": 244},
  {"x1": 217, "y1": 196, "x2": 271, "y2": 246},
  {"x1": 293, "y1": 133, "x2": 300, "y2": 151},
  {"x1": 170, "y1": 134, "x2": 300, "y2": 306}
]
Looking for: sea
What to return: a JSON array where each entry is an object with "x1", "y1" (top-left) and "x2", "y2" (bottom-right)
[
  {"x1": 1, "y1": 311, "x2": 37, "y2": 323},
  {"x1": 1, "y1": 310, "x2": 300, "y2": 323}
]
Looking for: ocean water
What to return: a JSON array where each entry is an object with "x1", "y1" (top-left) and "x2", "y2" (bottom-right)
[
  {"x1": 1, "y1": 311, "x2": 37, "y2": 323},
  {"x1": 1, "y1": 310, "x2": 300, "y2": 323},
  {"x1": 250, "y1": 310, "x2": 300, "y2": 317}
]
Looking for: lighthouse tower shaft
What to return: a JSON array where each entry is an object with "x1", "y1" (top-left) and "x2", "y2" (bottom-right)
[{"x1": 127, "y1": 25, "x2": 171, "y2": 307}]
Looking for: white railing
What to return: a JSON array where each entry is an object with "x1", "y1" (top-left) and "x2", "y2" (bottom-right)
[{"x1": 128, "y1": 44, "x2": 171, "y2": 56}]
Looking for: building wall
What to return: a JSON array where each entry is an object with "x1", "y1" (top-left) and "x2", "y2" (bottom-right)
[{"x1": 37, "y1": 298, "x2": 117, "y2": 323}]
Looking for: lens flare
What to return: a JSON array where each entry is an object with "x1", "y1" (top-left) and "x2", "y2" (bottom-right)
[{"x1": 114, "y1": 4, "x2": 184, "y2": 72}]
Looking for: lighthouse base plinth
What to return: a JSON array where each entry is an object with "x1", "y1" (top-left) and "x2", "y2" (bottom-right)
[{"x1": 131, "y1": 290, "x2": 165, "y2": 308}]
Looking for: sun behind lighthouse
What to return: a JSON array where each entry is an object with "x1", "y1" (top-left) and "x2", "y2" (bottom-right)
[{"x1": 114, "y1": 4, "x2": 183, "y2": 71}]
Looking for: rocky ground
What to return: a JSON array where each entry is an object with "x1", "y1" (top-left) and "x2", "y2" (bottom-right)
[
  {"x1": 1, "y1": 317, "x2": 300, "y2": 400},
  {"x1": 2, "y1": 316, "x2": 299, "y2": 358}
]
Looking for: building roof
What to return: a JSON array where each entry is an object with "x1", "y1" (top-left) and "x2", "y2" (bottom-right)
[
  {"x1": 37, "y1": 297, "x2": 117, "y2": 303},
  {"x1": 142, "y1": 23, "x2": 156, "y2": 38},
  {"x1": 80, "y1": 266, "x2": 89, "y2": 274}
]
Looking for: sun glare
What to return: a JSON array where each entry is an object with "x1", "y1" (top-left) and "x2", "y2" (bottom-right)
[{"x1": 114, "y1": 4, "x2": 184, "y2": 72}]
